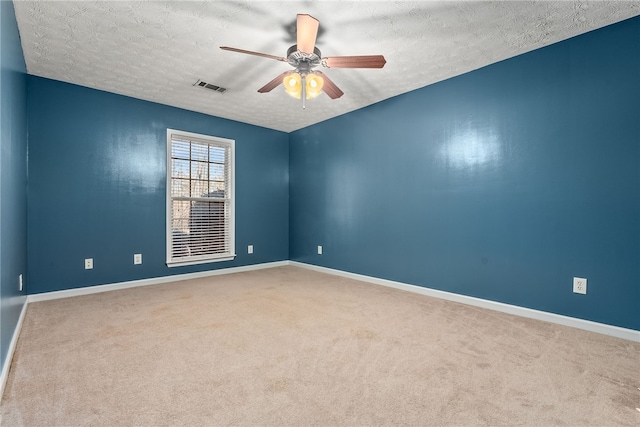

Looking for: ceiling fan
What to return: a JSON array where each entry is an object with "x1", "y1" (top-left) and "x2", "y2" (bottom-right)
[{"x1": 221, "y1": 14, "x2": 386, "y2": 108}]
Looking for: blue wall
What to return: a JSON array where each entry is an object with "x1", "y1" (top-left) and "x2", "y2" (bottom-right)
[
  {"x1": 290, "y1": 17, "x2": 640, "y2": 330},
  {"x1": 0, "y1": 0, "x2": 28, "y2": 369},
  {"x1": 27, "y1": 77, "x2": 289, "y2": 294}
]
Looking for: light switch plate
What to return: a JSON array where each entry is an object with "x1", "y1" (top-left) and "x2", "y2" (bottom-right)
[{"x1": 248, "y1": 245, "x2": 253, "y2": 254}]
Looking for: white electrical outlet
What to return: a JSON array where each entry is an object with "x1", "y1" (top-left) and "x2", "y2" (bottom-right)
[
  {"x1": 317, "y1": 245, "x2": 323, "y2": 255},
  {"x1": 19, "y1": 274, "x2": 23, "y2": 292},
  {"x1": 248, "y1": 245, "x2": 253, "y2": 254},
  {"x1": 573, "y1": 277, "x2": 587, "y2": 294},
  {"x1": 85, "y1": 258, "x2": 93, "y2": 270},
  {"x1": 134, "y1": 253, "x2": 142, "y2": 265}
]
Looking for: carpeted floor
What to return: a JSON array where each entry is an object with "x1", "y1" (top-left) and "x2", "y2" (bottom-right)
[{"x1": 1, "y1": 265, "x2": 639, "y2": 426}]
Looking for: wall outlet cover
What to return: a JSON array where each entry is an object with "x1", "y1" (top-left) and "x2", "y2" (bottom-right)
[
  {"x1": 134, "y1": 253, "x2": 142, "y2": 265},
  {"x1": 85, "y1": 258, "x2": 93, "y2": 269},
  {"x1": 573, "y1": 277, "x2": 587, "y2": 294},
  {"x1": 318, "y1": 245, "x2": 323, "y2": 255},
  {"x1": 248, "y1": 245, "x2": 253, "y2": 254}
]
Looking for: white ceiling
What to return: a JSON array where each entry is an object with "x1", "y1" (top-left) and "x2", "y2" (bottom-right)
[{"x1": 13, "y1": 1, "x2": 640, "y2": 133}]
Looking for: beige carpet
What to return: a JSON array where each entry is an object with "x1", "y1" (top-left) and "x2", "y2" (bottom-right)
[{"x1": 1, "y1": 265, "x2": 639, "y2": 426}]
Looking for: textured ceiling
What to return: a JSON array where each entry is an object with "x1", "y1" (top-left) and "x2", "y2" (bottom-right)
[{"x1": 13, "y1": 1, "x2": 640, "y2": 132}]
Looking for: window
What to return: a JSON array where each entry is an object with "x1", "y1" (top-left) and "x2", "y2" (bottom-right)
[{"x1": 166, "y1": 129, "x2": 235, "y2": 267}]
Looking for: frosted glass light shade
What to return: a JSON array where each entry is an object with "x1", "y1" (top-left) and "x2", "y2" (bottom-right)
[
  {"x1": 306, "y1": 73, "x2": 324, "y2": 99},
  {"x1": 283, "y1": 73, "x2": 302, "y2": 98}
]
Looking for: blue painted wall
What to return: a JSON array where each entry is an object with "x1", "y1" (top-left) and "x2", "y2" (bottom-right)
[
  {"x1": 290, "y1": 17, "x2": 640, "y2": 330},
  {"x1": 27, "y1": 77, "x2": 289, "y2": 294},
  {"x1": 0, "y1": 0, "x2": 28, "y2": 369}
]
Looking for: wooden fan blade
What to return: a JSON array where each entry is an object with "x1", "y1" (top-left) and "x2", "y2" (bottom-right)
[
  {"x1": 258, "y1": 71, "x2": 293, "y2": 93},
  {"x1": 220, "y1": 46, "x2": 287, "y2": 62},
  {"x1": 297, "y1": 14, "x2": 319, "y2": 54},
  {"x1": 323, "y1": 55, "x2": 387, "y2": 69},
  {"x1": 315, "y1": 71, "x2": 344, "y2": 99}
]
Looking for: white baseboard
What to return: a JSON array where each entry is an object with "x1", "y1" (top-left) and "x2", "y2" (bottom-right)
[
  {"x1": 290, "y1": 261, "x2": 640, "y2": 343},
  {"x1": 28, "y1": 260, "x2": 290, "y2": 303},
  {"x1": 1, "y1": 298, "x2": 28, "y2": 399}
]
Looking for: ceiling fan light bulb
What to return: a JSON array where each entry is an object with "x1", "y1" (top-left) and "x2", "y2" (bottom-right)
[
  {"x1": 283, "y1": 73, "x2": 302, "y2": 98},
  {"x1": 306, "y1": 74, "x2": 324, "y2": 99}
]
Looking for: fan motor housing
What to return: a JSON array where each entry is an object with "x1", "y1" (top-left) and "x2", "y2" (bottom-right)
[{"x1": 287, "y1": 44, "x2": 322, "y2": 71}]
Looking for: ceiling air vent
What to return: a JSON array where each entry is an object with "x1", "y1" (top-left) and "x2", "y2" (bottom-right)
[{"x1": 194, "y1": 79, "x2": 227, "y2": 93}]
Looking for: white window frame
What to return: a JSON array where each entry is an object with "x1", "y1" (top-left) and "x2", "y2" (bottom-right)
[{"x1": 166, "y1": 128, "x2": 235, "y2": 267}]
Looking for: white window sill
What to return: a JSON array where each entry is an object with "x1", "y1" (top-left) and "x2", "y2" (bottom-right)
[{"x1": 167, "y1": 255, "x2": 236, "y2": 268}]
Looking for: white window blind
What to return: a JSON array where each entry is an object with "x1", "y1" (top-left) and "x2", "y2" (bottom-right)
[{"x1": 166, "y1": 129, "x2": 235, "y2": 267}]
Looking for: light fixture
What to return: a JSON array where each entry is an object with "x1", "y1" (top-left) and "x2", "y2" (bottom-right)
[
  {"x1": 282, "y1": 71, "x2": 324, "y2": 108},
  {"x1": 306, "y1": 73, "x2": 324, "y2": 98},
  {"x1": 283, "y1": 73, "x2": 302, "y2": 98}
]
